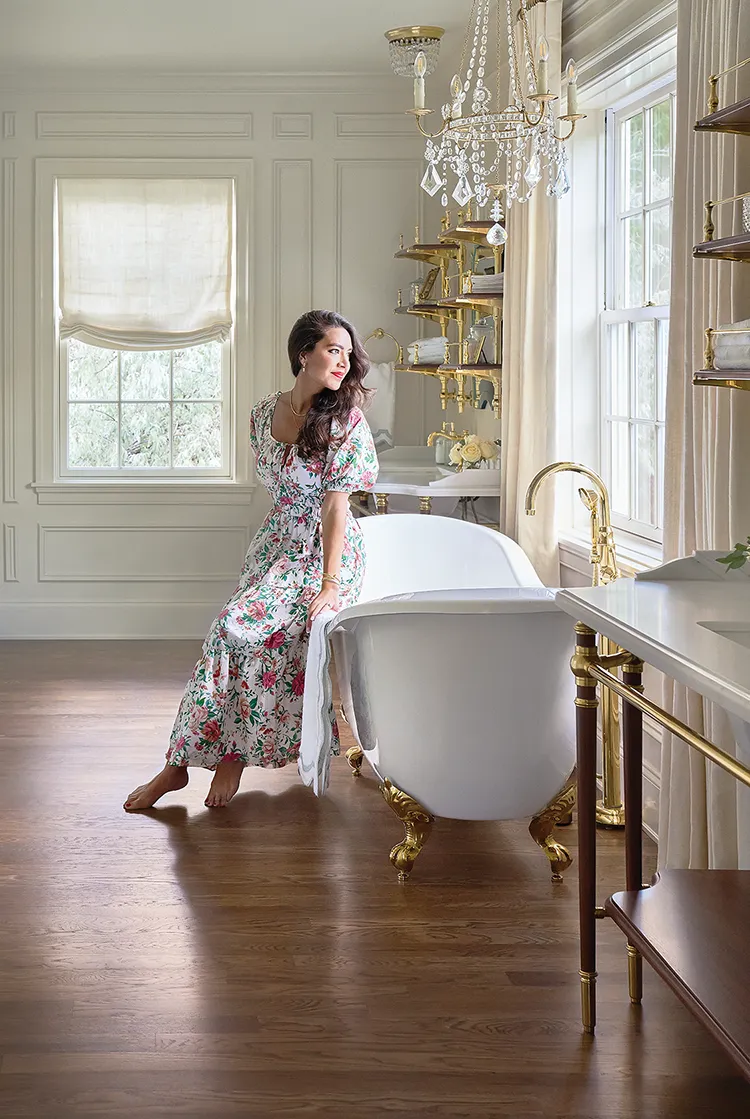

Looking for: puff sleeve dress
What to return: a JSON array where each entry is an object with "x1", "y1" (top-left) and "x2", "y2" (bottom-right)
[{"x1": 166, "y1": 391, "x2": 378, "y2": 771}]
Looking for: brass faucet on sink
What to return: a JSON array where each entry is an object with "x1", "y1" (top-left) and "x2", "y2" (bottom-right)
[
  {"x1": 524, "y1": 461, "x2": 624, "y2": 828},
  {"x1": 426, "y1": 422, "x2": 468, "y2": 447}
]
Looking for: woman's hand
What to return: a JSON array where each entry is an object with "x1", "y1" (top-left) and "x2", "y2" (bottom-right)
[{"x1": 307, "y1": 582, "x2": 341, "y2": 628}]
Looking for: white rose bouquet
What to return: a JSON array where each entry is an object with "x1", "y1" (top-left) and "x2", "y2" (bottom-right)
[{"x1": 448, "y1": 433, "x2": 499, "y2": 471}]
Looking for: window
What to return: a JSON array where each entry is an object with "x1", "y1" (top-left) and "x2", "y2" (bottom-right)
[
  {"x1": 55, "y1": 176, "x2": 235, "y2": 478},
  {"x1": 601, "y1": 85, "x2": 675, "y2": 541},
  {"x1": 63, "y1": 339, "x2": 229, "y2": 474}
]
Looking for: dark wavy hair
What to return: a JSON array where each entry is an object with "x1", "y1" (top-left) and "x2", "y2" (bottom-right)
[{"x1": 287, "y1": 309, "x2": 372, "y2": 460}]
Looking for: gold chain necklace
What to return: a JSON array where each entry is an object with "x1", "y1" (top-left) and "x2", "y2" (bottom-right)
[{"x1": 288, "y1": 391, "x2": 309, "y2": 419}]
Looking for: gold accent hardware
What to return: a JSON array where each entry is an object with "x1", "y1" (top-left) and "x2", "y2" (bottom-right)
[
  {"x1": 626, "y1": 942, "x2": 643, "y2": 1004},
  {"x1": 384, "y1": 25, "x2": 446, "y2": 45},
  {"x1": 594, "y1": 907, "x2": 608, "y2": 919},
  {"x1": 705, "y1": 55, "x2": 750, "y2": 114},
  {"x1": 579, "y1": 970, "x2": 597, "y2": 1033},
  {"x1": 526, "y1": 463, "x2": 624, "y2": 826},
  {"x1": 701, "y1": 190, "x2": 750, "y2": 242},
  {"x1": 419, "y1": 495, "x2": 432, "y2": 514},
  {"x1": 414, "y1": 224, "x2": 420, "y2": 244},
  {"x1": 345, "y1": 745, "x2": 364, "y2": 778},
  {"x1": 528, "y1": 768, "x2": 576, "y2": 881},
  {"x1": 364, "y1": 327, "x2": 404, "y2": 364},
  {"x1": 397, "y1": 288, "x2": 402, "y2": 307},
  {"x1": 375, "y1": 493, "x2": 389, "y2": 515},
  {"x1": 588, "y1": 663, "x2": 750, "y2": 790},
  {"x1": 380, "y1": 778, "x2": 435, "y2": 882}
]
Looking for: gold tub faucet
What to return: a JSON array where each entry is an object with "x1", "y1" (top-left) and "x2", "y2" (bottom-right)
[
  {"x1": 524, "y1": 460, "x2": 624, "y2": 829},
  {"x1": 524, "y1": 461, "x2": 620, "y2": 585}
]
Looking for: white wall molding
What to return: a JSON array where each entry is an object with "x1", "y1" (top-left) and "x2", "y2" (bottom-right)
[
  {"x1": 31, "y1": 482, "x2": 257, "y2": 505},
  {"x1": 335, "y1": 113, "x2": 415, "y2": 138},
  {"x1": 272, "y1": 160, "x2": 312, "y2": 390},
  {"x1": 567, "y1": 0, "x2": 677, "y2": 89},
  {"x1": 3, "y1": 524, "x2": 18, "y2": 582},
  {"x1": 3, "y1": 113, "x2": 16, "y2": 140},
  {"x1": 272, "y1": 114, "x2": 313, "y2": 140},
  {"x1": 0, "y1": 599, "x2": 225, "y2": 639},
  {"x1": 0, "y1": 69, "x2": 399, "y2": 97},
  {"x1": 2, "y1": 157, "x2": 16, "y2": 503},
  {"x1": 36, "y1": 112, "x2": 253, "y2": 140},
  {"x1": 38, "y1": 524, "x2": 250, "y2": 582}
]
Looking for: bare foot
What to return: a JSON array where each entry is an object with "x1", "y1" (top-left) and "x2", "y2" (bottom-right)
[
  {"x1": 124, "y1": 765, "x2": 189, "y2": 812},
  {"x1": 205, "y1": 759, "x2": 245, "y2": 808}
]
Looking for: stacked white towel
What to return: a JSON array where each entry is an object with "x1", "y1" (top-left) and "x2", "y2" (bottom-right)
[
  {"x1": 468, "y1": 272, "x2": 504, "y2": 293},
  {"x1": 714, "y1": 317, "x2": 750, "y2": 371},
  {"x1": 407, "y1": 336, "x2": 447, "y2": 364}
]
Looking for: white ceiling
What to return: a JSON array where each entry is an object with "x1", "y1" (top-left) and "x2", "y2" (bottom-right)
[{"x1": 1, "y1": 0, "x2": 468, "y2": 72}]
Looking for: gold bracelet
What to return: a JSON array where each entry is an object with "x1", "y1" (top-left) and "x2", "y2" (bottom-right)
[{"x1": 321, "y1": 571, "x2": 340, "y2": 584}]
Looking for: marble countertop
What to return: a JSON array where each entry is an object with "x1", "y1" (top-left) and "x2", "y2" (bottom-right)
[
  {"x1": 373, "y1": 445, "x2": 501, "y2": 497},
  {"x1": 555, "y1": 572, "x2": 750, "y2": 724}
]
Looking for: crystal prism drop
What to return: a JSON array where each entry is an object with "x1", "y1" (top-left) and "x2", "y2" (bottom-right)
[
  {"x1": 486, "y1": 222, "x2": 507, "y2": 246},
  {"x1": 452, "y1": 174, "x2": 473, "y2": 207},
  {"x1": 420, "y1": 162, "x2": 443, "y2": 197},
  {"x1": 551, "y1": 164, "x2": 571, "y2": 198},
  {"x1": 524, "y1": 152, "x2": 542, "y2": 189},
  {"x1": 441, "y1": 191, "x2": 448, "y2": 208}
]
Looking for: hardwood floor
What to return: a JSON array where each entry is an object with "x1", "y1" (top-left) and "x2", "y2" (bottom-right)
[{"x1": 0, "y1": 640, "x2": 748, "y2": 1118}]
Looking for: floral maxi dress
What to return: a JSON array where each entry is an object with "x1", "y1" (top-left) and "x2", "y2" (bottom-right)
[{"x1": 167, "y1": 391, "x2": 378, "y2": 770}]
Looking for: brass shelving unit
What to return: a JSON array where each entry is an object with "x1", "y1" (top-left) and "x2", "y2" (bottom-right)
[
  {"x1": 394, "y1": 208, "x2": 504, "y2": 417},
  {"x1": 693, "y1": 61, "x2": 750, "y2": 390}
]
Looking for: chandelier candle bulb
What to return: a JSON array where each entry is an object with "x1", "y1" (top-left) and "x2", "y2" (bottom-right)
[
  {"x1": 566, "y1": 59, "x2": 579, "y2": 116},
  {"x1": 536, "y1": 36, "x2": 550, "y2": 96},
  {"x1": 413, "y1": 51, "x2": 426, "y2": 109},
  {"x1": 450, "y1": 74, "x2": 463, "y2": 118}
]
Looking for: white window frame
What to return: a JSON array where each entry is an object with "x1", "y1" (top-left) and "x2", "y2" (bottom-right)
[
  {"x1": 600, "y1": 81, "x2": 675, "y2": 543},
  {"x1": 32, "y1": 158, "x2": 253, "y2": 503},
  {"x1": 59, "y1": 338, "x2": 233, "y2": 480}
]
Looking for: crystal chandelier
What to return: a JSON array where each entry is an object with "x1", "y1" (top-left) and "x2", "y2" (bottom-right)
[{"x1": 386, "y1": 0, "x2": 584, "y2": 231}]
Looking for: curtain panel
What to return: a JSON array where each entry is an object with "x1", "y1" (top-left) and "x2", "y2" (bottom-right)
[{"x1": 660, "y1": 0, "x2": 750, "y2": 869}]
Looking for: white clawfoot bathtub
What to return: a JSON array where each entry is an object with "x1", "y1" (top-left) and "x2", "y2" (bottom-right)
[{"x1": 326, "y1": 516, "x2": 577, "y2": 881}]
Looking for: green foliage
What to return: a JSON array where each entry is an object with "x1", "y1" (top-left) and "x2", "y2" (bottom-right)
[{"x1": 717, "y1": 538, "x2": 750, "y2": 570}]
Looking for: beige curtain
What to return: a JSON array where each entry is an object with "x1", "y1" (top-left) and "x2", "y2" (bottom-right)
[
  {"x1": 500, "y1": 0, "x2": 561, "y2": 586},
  {"x1": 659, "y1": 0, "x2": 750, "y2": 869}
]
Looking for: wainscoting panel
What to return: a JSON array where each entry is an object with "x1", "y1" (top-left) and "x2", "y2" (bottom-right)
[
  {"x1": 272, "y1": 160, "x2": 312, "y2": 390},
  {"x1": 35, "y1": 112, "x2": 253, "y2": 140},
  {"x1": 38, "y1": 525, "x2": 249, "y2": 582}
]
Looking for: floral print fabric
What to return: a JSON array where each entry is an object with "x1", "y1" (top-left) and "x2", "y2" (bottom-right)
[{"x1": 167, "y1": 391, "x2": 378, "y2": 770}]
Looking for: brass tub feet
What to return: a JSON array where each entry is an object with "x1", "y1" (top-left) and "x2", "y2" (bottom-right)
[
  {"x1": 528, "y1": 768, "x2": 577, "y2": 881},
  {"x1": 380, "y1": 778, "x2": 434, "y2": 882},
  {"x1": 345, "y1": 745, "x2": 364, "y2": 777}
]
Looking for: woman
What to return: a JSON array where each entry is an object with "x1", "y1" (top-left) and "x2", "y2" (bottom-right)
[{"x1": 124, "y1": 309, "x2": 378, "y2": 811}]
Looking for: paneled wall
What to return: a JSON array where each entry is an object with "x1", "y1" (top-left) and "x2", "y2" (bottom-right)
[{"x1": 0, "y1": 71, "x2": 444, "y2": 638}]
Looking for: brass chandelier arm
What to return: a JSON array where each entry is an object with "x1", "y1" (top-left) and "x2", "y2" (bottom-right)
[{"x1": 408, "y1": 109, "x2": 450, "y2": 140}]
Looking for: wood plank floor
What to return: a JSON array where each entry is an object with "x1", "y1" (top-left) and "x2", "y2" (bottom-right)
[{"x1": 0, "y1": 640, "x2": 749, "y2": 1118}]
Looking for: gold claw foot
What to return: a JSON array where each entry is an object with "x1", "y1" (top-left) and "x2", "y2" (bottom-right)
[
  {"x1": 380, "y1": 778, "x2": 434, "y2": 882},
  {"x1": 345, "y1": 745, "x2": 364, "y2": 778},
  {"x1": 529, "y1": 768, "x2": 577, "y2": 882}
]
